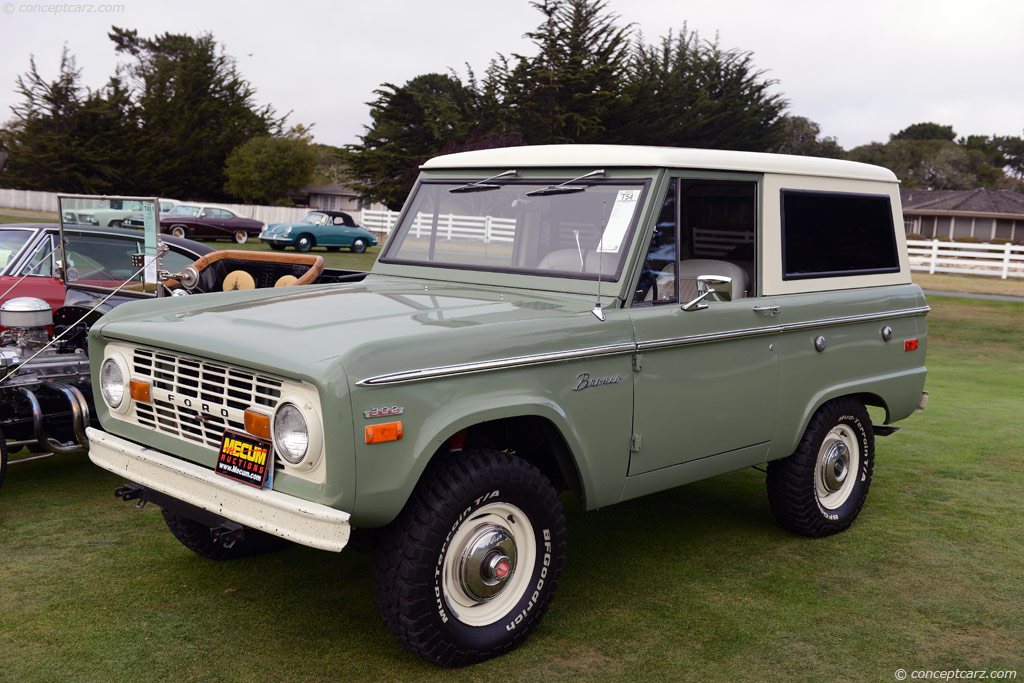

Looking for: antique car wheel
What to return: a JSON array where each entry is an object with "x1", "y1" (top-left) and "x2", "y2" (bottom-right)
[
  {"x1": 295, "y1": 234, "x2": 314, "y2": 252},
  {"x1": 161, "y1": 509, "x2": 288, "y2": 560},
  {"x1": 233, "y1": 230, "x2": 248, "y2": 244},
  {"x1": 269, "y1": 243, "x2": 285, "y2": 251},
  {"x1": 766, "y1": 397, "x2": 874, "y2": 537},
  {"x1": 0, "y1": 428, "x2": 7, "y2": 489},
  {"x1": 374, "y1": 448, "x2": 566, "y2": 667},
  {"x1": 170, "y1": 226, "x2": 188, "y2": 238},
  {"x1": 351, "y1": 238, "x2": 368, "y2": 253},
  {"x1": 326, "y1": 246, "x2": 341, "y2": 252}
]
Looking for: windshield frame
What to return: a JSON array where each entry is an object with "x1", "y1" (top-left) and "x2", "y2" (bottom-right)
[{"x1": 379, "y1": 176, "x2": 652, "y2": 283}]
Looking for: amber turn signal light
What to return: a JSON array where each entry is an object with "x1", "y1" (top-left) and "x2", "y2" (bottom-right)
[
  {"x1": 244, "y1": 409, "x2": 271, "y2": 439},
  {"x1": 129, "y1": 379, "x2": 151, "y2": 403},
  {"x1": 365, "y1": 422, "x2": 403, "y2": 444}
]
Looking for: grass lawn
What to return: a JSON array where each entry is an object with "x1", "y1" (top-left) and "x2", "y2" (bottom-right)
[{"x1": 1, "y1": 294, "x2": 1020, "y2": 681}]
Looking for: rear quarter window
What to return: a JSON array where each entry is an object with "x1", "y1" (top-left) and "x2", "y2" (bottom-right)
[{"x1": 781, "y1": 190, "x2": 899, "y2": 280}]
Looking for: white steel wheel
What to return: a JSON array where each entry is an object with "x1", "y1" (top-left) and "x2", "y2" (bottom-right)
[
  {"x1": 233, "y1": 230, "x2": 248, "y2": 244},
  {"x1": 766, "y1": 397, "x2": 875, "y2": 538},
  {"x1": 814, "y1": 425, "x2": 860, "y2": 510},
  {"x1": 171, "y1": 226, "x2": 187, "y2": 238},
  {"x1": 440, "y1": 501, "x2": 536, "y2": 627}
]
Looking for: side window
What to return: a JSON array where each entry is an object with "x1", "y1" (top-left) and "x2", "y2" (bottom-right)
[
  {"x1": 781, "y1": 190, "x2": 899, "y2": 279},
  {"x1": 633, "y1": 180, "x2": 677, "y2": 304},
  {"x1": 20, "y1": 235, "x2": 56, "y2": 278},
  {"x1": 633, "y1": 179, "x2": 757, "y2": 305}
]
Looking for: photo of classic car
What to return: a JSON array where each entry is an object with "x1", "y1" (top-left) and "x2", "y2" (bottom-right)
[
  {"x1": 160, "y1": 204, "x2": 264, "y2": 243},
  {"x1": 0, "y1": 223, "x2": 212, "y2": 312},
  {"x1": 260, "y1": 210, "x2": 379, "y2": 252}
]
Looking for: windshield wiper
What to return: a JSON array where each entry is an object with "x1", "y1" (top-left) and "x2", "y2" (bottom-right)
[
  {"x1": 525, "y1": 169, "x2": 606, "y2": 196},
  {"x1": 449, "y1": 169, "x2": 518, "y2": 193}
]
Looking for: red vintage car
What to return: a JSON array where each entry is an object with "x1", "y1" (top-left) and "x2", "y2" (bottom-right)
[
  {"x1": 0, "y1": 223, "x2": 212, "y2": 312},
  {"x1": 160, "y1": 204, "x2": 264, "y2": 244}
]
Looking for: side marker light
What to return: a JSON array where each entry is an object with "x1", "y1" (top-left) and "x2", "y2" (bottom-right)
[{"x1": 366, "y1": 422, "x2": 403, "y2": 444}]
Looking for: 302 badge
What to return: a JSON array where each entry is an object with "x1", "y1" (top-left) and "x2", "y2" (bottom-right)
[{"x1": 216, "y1": 429, "x2": 273, "y2": 489}]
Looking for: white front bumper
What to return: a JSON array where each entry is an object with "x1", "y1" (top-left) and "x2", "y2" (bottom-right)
[{"x1": 87, "y1": 427, "x2": 350, "y2": 552}]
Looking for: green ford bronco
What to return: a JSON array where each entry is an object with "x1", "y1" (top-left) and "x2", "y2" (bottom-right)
[{"x1": 87, "y1": 145, "x2": 928, "y2": 666}]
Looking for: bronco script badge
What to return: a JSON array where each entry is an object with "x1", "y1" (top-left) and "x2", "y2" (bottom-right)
[{"x1": 572, "y1": 372, "x2": 623, "y2": 392}]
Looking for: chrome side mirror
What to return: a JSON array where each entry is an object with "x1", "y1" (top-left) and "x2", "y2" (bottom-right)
[{"x1": 682, "y1": 275, "x2": 733, "y2": 311}]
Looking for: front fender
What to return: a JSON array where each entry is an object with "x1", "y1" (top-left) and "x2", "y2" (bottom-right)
[{"x1": 348, "y1": 356, "x2": 634, "y2": 527}]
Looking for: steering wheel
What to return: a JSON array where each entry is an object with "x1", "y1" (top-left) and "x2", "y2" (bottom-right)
[{"x1": 164, "y1": 250, "x2": 324, "y2": 294}]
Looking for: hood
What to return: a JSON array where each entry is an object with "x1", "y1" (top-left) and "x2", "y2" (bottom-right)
[{"x1": 91, "y1": 275, "x2": 632, "y2": 385}]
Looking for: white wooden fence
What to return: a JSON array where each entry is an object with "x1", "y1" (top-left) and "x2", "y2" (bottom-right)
[
  {"x1": 907, "y1": 239, "x2": 1024, "y2": 279},
  {"x1": 0, "y1": 188, "x2": 313, "y2": 225}
]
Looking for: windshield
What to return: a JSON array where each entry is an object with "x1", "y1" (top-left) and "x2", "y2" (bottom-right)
[
  {"x1": 169, "y1": 205, "x2": 201, "y2": 216},
  {"x1": 0, "y1": 229, "x2": 33, "y2": 274},
  {"x1": 382, "y1": 179, "x2": 647, "y2": 280},
  {"x1": 304, "y1": 212, "x2": 329, "y2": 225}
]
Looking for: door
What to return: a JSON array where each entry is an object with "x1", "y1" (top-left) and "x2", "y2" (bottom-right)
[{"x1": 627, "y1": 176, "x2": 779, "y2": 476}]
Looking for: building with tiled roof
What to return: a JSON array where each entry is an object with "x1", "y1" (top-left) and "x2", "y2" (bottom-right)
[{"x1": 901, "y1": 188, "x2": 1024, "y2": 242}]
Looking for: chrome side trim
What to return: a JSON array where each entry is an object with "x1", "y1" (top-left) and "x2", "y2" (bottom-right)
[
  {"x1": 357, "y1": 306, "x2": 930, "y2": 387},
  {"x1": 638, "y1": 325, "x2": 781, "y2": 352},
  {"x1": 778, "y1": 306, "x2": 931, "y2": 333},
  {"x1": 356, "y1": 343, "x2": 636, "y2": 387}
]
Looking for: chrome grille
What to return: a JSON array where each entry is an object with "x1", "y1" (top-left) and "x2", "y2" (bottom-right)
[{"x1": 130, "y1": 347, "x2": 283, "y2": 449}]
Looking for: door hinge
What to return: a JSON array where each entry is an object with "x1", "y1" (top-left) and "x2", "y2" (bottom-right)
[
  {"x1": 632, "y1": 352, "x2": 643, "y2": 372},
  {"x1": 630, "y1": 433, "x2": 642, "y2": 452}
]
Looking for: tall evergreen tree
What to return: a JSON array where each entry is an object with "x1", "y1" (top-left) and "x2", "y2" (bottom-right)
[
  {"x1": 109, "y1": 27, "x2": 282, "y2": 199},
  {"x1": 0, "y1": 48, "x2": 134, "y2": 193}
]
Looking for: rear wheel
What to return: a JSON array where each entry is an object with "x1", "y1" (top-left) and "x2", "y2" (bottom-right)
[
  {"x1": 171, "y1": 226, "x2": 187, "y2": 239},
  {"x1": 767, "y1": 397, "x2": 874, "y2": 537},
  {"x1": 269, "y1": 243, "x2": 285, "y2": 251},
  {"x1": 233, "y1": 230, "x2": 248, "y2": 244},
  {"x1": 161, "y1": 509, "x2": 288, "y2": 560},
  {"x1": 351, "y1": 238, "x2": 368, "y2": 253},
  {"x1": 295, "y1": 234, "x2": 314, "y2": 252},
  {"x1": 374, "y1": 448, "x2": 566, "y2": 666},
  {"x1": 326, "y1": 246, "x2": 341, "y2": 252}
]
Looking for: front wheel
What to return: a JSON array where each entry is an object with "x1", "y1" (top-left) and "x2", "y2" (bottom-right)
[
  {"x1": 268, "y1": 243, "x2": 285, "y2": 251},
  {"x1": 350, "y1": 238, "x2": 368, "y2": 253},
  {"x1": 233, "y1": 230, "x2": 249, "y2": 244},
  {"x1": 767, "y1": 397, "x2": 875, "y2": 537},
  {"x1": 374, "y1": 449, "x2": 566, "y2": 667},
  {"x1": 161, "y1": 509, "x2": 288, "y2": 560},
  {"x1": 295, "y1": 234, "x2": 314, "y2": 252}
]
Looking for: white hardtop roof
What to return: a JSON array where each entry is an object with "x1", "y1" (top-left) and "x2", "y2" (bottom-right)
[{"x1": 422, "y1": 144, "x2": 898, "y2": 183}]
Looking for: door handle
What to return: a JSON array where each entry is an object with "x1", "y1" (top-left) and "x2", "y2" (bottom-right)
[{"x1": 752, "y1": 305, "x2": 780, "y2": 317}]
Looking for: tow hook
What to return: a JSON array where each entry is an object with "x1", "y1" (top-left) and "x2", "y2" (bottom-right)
[
  {"x1": 114, "y1": 484, "x2": 147, "y2": 508},
  {"x1": 210, "y1": 523, "x2": 244, "y2": 549}
]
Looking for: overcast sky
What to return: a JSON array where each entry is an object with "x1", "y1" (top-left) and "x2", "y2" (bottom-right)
[{"x1": 1, "y1": 0, "x2": 1022, "y2": 151}]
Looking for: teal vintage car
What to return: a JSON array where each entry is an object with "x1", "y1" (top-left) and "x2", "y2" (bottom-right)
[
  {"x1": 87, "y1": 146, "x2": 928, "y2": 667},
  {"x1": 260, "y1": 210, "x2": 379, "y2": 253}
]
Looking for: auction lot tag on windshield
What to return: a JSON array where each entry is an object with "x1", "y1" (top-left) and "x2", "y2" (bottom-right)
[{"x1": 216, "y1": 430, "x2": 273, "y2": 489}]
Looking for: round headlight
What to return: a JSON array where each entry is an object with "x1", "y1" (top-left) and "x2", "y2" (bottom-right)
[
  {"x1": 274, "y1": 403, "x2": 309, "y2": 464},
  {"x1": 100, "y1": 358, "x2": 125, "y2": 408}
]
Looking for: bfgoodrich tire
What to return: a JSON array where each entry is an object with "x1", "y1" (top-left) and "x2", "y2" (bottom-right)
[
  {"x1": 374, "y1": 449, "x2": 567, "y2": 667},
  {"x1": 161, "y1": 509, "x2": 288, "y2": 560},
  {"x1": 767, "y1": 397, "x2": 875, "y2": 537}
]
